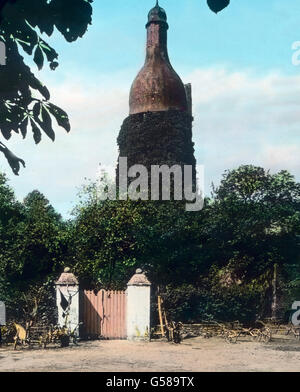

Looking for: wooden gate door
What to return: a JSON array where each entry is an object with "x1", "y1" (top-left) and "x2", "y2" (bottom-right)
[{"x1": 82, "y1": 289, "x2": 126, "y2": 339}]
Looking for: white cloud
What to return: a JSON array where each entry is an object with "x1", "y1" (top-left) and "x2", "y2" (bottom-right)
[
  {"x1": 183, "y1": 67, "x2": 300, "y2": 191},
  {"x1": 2, "y1": 67, "x2": 300, "y2": 216},
  {"x1": 2, "y1": 72, "x2": 131, "y2": 216},
  {"x1": 260, "y1": 145, "x2": 300, "y2": 173}
]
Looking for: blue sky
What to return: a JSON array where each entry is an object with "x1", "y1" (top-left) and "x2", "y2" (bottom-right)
[
  {"x1": 2, "y1": 0, "x2": 300, "y2": 217},
  {"x1": 46, "y1": 0, "x2": 300, "y2": 73},
  {"x1": 47, "y1": 0, "x2": 300, "y2": 75}
]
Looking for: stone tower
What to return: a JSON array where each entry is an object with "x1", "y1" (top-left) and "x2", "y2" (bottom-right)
[{"x1": 117, "y1": 2, "x2": 196, "y2": 192}]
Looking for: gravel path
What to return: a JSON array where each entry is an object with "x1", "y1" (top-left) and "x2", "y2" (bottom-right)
[{"x1": 1, "y1": 336, "x2": 300, "y2": 372}]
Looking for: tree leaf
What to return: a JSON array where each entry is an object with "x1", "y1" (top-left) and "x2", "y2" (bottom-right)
[
  {"x1": 39, "y1": 39, "x2": 58, "y2": 63},
  {"x1": 50, "y1": 0, "x2": 93, "y2": 42},
  {"x1": 33, "y1": 102, "x2": 41, "y2": 118},
  {"x1": 33, "y1": 45, "x2": 44, "y2": 70},
  {"x1": 19, "y1": 117, "x2": 28, "y2": 139},
  {"x1": 207, "y1": 0, "x2": 230, "y2": 14},
  {"x1": 30, "y1": 118, "x2": 42, "y2": 144},
  {"x1": 36, "y1": 106, "x2": 55, "y2": 141},
  {"x1": 46, "y1": 102, "x2": 71, "y2": 132}
]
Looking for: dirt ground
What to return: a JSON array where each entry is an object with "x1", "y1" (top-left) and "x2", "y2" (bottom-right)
[{"x1": 1, "y1": 335, "x2": 300, "y2": 372}]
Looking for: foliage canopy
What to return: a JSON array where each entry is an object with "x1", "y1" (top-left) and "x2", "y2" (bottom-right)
[
  {"x1": 0, "y1": 0, "x2": 93, "y2": 174},
  {"x1": 2, "y1": 165, "x2": 297, "y2": 322}
]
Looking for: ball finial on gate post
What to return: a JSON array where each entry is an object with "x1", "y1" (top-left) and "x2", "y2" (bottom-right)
[{"x1": 128, "y1": 269, "x2": 151, "y2": 286}]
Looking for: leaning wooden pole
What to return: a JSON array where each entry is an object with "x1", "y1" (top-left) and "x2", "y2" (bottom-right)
[
  {"x1": 158, "y1": 296, "x2": 165, "y2": 337},
  {"x1": 271, "y1": 263, "x2": 278, "y2": 321}
]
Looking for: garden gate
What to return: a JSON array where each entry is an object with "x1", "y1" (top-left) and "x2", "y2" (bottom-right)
[{"x1": 82, "y1": 289, "x2": 127, "y2": 339}]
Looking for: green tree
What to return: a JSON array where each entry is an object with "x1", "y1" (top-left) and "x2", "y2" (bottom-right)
[
  {"x1": 2, "y1": 164, "x2": 299, "y2": 323},
  {"x1": 0, "y1": 172, "x2": 26, "y2": 314},
  {"x1": 0, "y1": 0, "x2": 93, "y2": 174},
  {"x1": 208, "y1": 166, "x2": 300, "y2": 317},
  {"x1": 61, "y1": 165, "x2": 300, "y2": 320},
  {"x1": 0, "y1": 179, "x2": 67, "y2": 318},
  {"x1": 20, "y1": 189, "x2": 64, "y2": 281},
  {"x1": 0, "y1": 182, "x2": 65, "y2": 293},
  {"x1": 68, "y1": 177, "x2": 209, "y2": 289},
  {"x1": 0, "y1": 172, "x2": 25, "y2": 279}
]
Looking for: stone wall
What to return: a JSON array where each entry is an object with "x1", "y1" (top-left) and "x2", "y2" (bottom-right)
[
  {"x1": 117, "y1": 110, "x2": 196, "y2": 169},
  {"x1": 117, "y1": 110, "x2": 197, "y2": 194}
]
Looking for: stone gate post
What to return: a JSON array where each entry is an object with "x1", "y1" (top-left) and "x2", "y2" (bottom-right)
[
  {"x1": 55, "y1": 267, "x2": 80, "y2": 336},
  {"x1": 0, "y1": 301, "x2": 5, "y2": 346},
  {"x1": 0, "y1": 301, "x2": 5, "y2": 326},
  {"x1": 126, "y1": 268, "x2": 151, "y2": 341}
]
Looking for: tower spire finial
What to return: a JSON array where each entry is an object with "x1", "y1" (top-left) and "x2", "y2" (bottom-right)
[{"x1": 156, "y1": 0, "x2": 159, "y2": 6}]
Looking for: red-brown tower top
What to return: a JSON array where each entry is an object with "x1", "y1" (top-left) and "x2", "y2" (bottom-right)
[{"x1": 129, "y1": 2, "x2": 188, "y2": 115}]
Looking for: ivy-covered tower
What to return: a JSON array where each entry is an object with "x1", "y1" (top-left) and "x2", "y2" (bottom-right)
[{"x1": 117, "y1": 1, "x2": 196, "y2": 186}]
